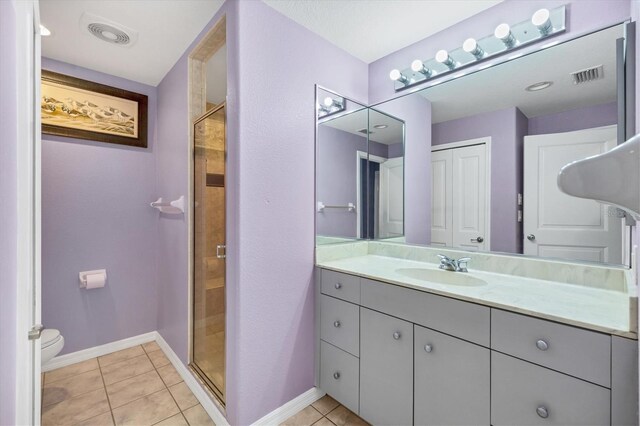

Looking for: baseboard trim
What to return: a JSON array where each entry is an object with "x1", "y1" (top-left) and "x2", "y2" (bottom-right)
[
  {"x1": 42, "y1": 332, "x2": 157, "y2": 372},
  {"x1": 252, "y1": 387, "x2": 326, "y2": 426},
  {"x1": 155, "y1": 333, "x2": 229, "y2": 426}
]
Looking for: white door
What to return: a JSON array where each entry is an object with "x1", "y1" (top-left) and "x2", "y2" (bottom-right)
[
  {"x1": 430, "y1": 150, "x2": 452, "y2": 247},
  {"x1": 431, "y1": 142, "x2": 488, "y2": 251},
  {"x1": 451, "y1": 144, "x2": 487, "y2": 251},
  {"x1": 524, "y1": 125, "x2": 622, "y2": 263},
  {"x1": 379, "y1": 157, "x2": 404, "y2": 238}
]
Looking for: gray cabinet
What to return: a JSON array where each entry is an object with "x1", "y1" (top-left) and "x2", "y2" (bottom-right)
[
  {"x1": 320, "y1": 294, "x2": 359, "y2": 356},
  {"x1": 414, "y1": 325, "x2": 490, "y2": 426},
  {"x1": 321, "y1": 269, "x2": 361, "y2": 304},
  {"x1": 360, "y1": 308, "x2": 413, "y2": 426},
  {"x1": 320, "y1": 341, "x2": 359, "y2": 415}
]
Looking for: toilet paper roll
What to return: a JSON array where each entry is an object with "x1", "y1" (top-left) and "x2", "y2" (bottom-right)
[{"x1": 85, "y1": 273, "x2": 106, "y2": 289}]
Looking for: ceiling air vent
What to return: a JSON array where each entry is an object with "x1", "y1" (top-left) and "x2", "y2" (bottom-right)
[
  {"x1": 571, "y1": 65, "x2": 604, "y2": 85},
  {"x1": 80, "y1": 12, "x2": 138, "y2": 48},
  {"x1": 357, "y1": 128, "x2": 374, "y2": 135}
]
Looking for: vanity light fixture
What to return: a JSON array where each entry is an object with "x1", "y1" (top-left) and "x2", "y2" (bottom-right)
[
  {"x1": 317, "y1": 95, "x2": 346, "y2": 119},
  {"x1": 462, "y1": 38, "x2": 484, "y2": 59},
  {"x1": 435, "y1": 50, "x2": 456, "y2": 70},
  {"x1": 411, "y1": 59, "x2": 433, "y2": 77},
  {"x1": 40, "y1": 24, "x2": 52, "y2": 36},
  {"x1": 323, "y1": 96, "x2": 343, "y2": 109},
  {"x1": 494, "y1": 23, "x2": 516, "y2": 48},
  {"x1": 532, "y1": 8, "x2": 552, "y2": 35},
  {"x1": 525, "y1": 81, "x2": 553, "y2": 92},
  {"x1": 373, "y1": 124, "x2": 388, "y2": 129},
  {"x1": 389, "y1": 69, "x2": 409, "y2": 85}
]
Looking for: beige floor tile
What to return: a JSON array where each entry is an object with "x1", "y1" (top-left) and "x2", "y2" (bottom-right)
[
  {"x1": 74, "y1": 411, "x2": 115, "y2": 426},
  {"x1": 280, "y1": 406, "x2": 323, "y2": 426},
  {"x1": 112, "y1": 389, "x2": 179, "y2": 426},
  {"x1": 154, "y1": 413, "x2": 189, "y2": 426},
  {"x1": 182, "y1": 404, "x2": 215, "y2": 426},
  {"x1": 45, "y1": 358, "x2": 99, "y2": 384},
  {"x1": 148, "y1": 349, "x2": 171, "y2": 368},
  {"x1": 326, "y1": 406, "x2": 369, "y2": 426},
  {"x1": 42, "y1": 388, "x2": 110, "y2": 426},
  {"x1": 98, "y1": 346, "x2": 145, "y2": 367},
  {"x1": 101, "y1": 354, "x2": 154, "y2": 385},
  {"x1": 43, "y1": 368, "x2": 104, "y2": 406},
  {"x1": 312, "y1": 418, "x2": 336, "y2": 426},
  {"x1": 168, "y1": 382, "x2": 198, "y2": 411},
  {"x1": 106, "y1": 370, "x2": 166, "y2": 408},
  {"x1": 157, "y1": 363, "x2": 182, "y2": 387},
  {"x1": 142, "y1": 341, "x2": 161, "y2": 354},
  {"x1": 312, "y1": 395, "x2": 340, "y2": 415}
]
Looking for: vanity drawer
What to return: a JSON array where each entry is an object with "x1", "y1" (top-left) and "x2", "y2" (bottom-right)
[
  {"x1": 491, "y1": 309, "x2": 611, "y2": 387},
  {"x1": 360, "y1": 278, "x2": 490, "y2": 346},
  {"x1": 320, "y1": 340, "x2": 359, "y2": 415},
  {"x1": 492, "y1": 352, "x2": 610, "y2": 426},
  {"x1": 320, "y1": 294, "x2": 359, "y2": 356},
  {"x1": 321, "y1": 269, "x2": 361, "y2": 304}
]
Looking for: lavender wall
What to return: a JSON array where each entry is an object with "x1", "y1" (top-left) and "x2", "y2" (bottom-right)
[
  {"x1": 528, "y1": 102, "x2": 618, "y2": 135},
  {"x1": 41, "y1": 58, "x2": 159, "y2": 354},
  {"x1": 374, "y1": 95, "x2": 432, "y2": 245},
  {"x1": 369, "y1": 0, "x2": 632, "y2": 104},
  {"x1": 432, "y1": 107, "x2": 524, "y2": 253},
  {"x1": 0, "y1": 1, "x2": 18, "y2": 423}
]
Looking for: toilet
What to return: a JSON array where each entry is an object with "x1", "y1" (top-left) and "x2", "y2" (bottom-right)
[{"x1": 41, "y1": 329, "x2": 64, "y2": 366}]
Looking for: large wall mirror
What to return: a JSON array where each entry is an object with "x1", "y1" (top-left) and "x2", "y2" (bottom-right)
[{"x1": 316, "y1": 23, "x2": 634, "y2": 267}]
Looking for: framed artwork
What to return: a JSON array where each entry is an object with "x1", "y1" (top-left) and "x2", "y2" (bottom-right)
[{"x1": 41, "y1": 70, "x2": 148, "y2": 148}]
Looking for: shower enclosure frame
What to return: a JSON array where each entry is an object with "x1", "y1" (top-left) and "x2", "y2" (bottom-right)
[{"x1": 189, "y1": 103, "x2": 227, "y2": 406}]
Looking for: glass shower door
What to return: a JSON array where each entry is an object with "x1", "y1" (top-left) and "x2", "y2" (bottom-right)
[{"x1": 192, "y1": 105, "x2": 226, "y2": 403}]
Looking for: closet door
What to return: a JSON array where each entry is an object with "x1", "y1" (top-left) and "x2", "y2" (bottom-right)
[
  {"x1": 431, "y1": 149, "x2": 453, "y2": 246},
  {"x1": 451, "y1": 144, "x2": 487, "y2": 251}
]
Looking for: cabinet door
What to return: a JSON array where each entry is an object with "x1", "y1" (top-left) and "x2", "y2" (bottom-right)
[
  {"x1": 360, "y1": 308, "x2": 413, "y2": 426},
  {"x1": 414, "y1": 326, "x2": 490, "y2": 425}
]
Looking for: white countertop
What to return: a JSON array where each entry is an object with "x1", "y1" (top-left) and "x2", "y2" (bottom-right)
[{"x1": 318, "y1": 254, "x2": 637, "y2": 338}]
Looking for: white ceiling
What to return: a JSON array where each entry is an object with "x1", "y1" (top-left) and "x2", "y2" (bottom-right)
[
  {"x1": 40, "y1": 0, "x2": 224, "y2": 86},
  {"x1": 421, "y1": 24, "x2": 622, "y2": 123},
  {"x1": 322, "y1": 108, "x2": 404, "y2": 145},
  {"x1": 262, "y1": 0, "x2": 503, "y2": 63}
]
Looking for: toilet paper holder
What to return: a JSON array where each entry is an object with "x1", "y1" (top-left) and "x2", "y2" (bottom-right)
[{"x1": 79, "y1": 269, "x2": 107, "y2": 289}]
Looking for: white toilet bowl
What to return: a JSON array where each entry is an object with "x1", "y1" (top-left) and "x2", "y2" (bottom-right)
[{"x1": 41, "y1": 329, "x2": 64, "y2": 366}]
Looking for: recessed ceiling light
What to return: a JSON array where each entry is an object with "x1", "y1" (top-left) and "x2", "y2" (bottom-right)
[
  {"x1": 40, "y1": 24, "x2": 51, "y2": 37},
  {"x1": 374, "y1": 124, "x2": 388, "y2": 129},
  {"x1": 525, "y1": 81, "x2": 553, "y2": 92}
]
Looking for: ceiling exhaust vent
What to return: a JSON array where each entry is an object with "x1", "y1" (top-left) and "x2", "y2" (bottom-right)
[
  {"x1": 80, "y1": 12, "x2": 138, "y2": 47},
  {"x1": 357, "y1": 128, "x2": 374, "y2": 135},
  {"x1": 571, "y1": 65, "x2": 604, "y2": 85}
]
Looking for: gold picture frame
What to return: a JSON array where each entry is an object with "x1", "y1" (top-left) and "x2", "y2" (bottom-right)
[{"x1": 41, "y1": 70, "x2": 148, "y2": 148}]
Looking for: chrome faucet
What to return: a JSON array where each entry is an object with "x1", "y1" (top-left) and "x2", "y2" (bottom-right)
[{"x1": 437, "y1": 255, "x2": 471, "y2": 272}]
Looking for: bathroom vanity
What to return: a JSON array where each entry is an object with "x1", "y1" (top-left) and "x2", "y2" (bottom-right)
[{"x1": 314, "y1": 242, "x2": 638, "y2": 426}]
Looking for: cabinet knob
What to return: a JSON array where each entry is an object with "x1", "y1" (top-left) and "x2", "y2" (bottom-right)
[
  {"x1": 333, "y1": 372, "x2": 340, "y2": 380},
  {"x1": 536, "y1": 339, "x2": 549, "y2": 351},
  {"x1": 333, "y1": 320, "x2": 341, "y2": 328},
  {"x1": 536, "y1": 406, "x2": 549, "y2": 419},
  {"x1": 334, "y1": 283, "x2": 342, "y2": 289},
  {"x1": 424, "y1": 344, "x2": 433, "y2": 353},
  {"x1": 393, "y1": 331, "x2": 401, "y2": 340}
]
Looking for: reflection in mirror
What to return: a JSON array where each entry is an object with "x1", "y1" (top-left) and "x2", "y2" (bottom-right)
[
  {"x1": 315, "y1": 87, "x2": 405, "y2": 245},
  {"x1": 372, "y1": 23, "x2": 630, "y2": 266}
]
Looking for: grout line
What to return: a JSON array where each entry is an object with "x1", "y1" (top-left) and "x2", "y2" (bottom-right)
[{"x1": 96, "y1": 352, "x2": 117, "y2": 426}]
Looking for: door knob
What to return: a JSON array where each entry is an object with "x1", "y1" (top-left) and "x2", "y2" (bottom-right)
[
  {"x1": 471, "y1": 236, "x2": 484, "y2": 243},
  {"x1": 527, "y1": 234, "x2": 536, "y2": 241}
]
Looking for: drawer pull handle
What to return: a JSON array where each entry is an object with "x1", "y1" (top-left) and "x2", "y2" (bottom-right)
[
  {"x1": 393, "y1": 331, "x2": 401, "y2": 340},
  {"x1": 333, "y1": 320, "x2": 341, "y2": 328},
  {"x1": 335, "y1": 283, "x2": 342, "y2": 290},
  {"x1": 536, "y1": 406, "x2": 549, "y2": 419},
  {"x1": 333, "y1": 372, "x2": 340, "y2": 380},
  {"x1": 424, "y1": 344, "x2": 433, "y2": 353},
  {"x1": 536, "y1": 339, "x2": 549, "y2": 351}
]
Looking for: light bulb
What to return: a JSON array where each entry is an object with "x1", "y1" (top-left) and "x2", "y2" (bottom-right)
[
  {"x1": 411, "y1": 59, "x2": 432, "y2": 77},
  {"x1": 435, "y1": 50, "x2": 455, "y2": 70},
  {"x1": 532, "y1": 8, "x2": 552, "y2": 34},
  {"x1": 323, "y1": 97, "x2": 334, "y2": 107},
  {"x1": 494, "y1": 23, "x2": 516, "y2": 47},
  {"x1": 462, "y1": 38, "x2": 484, "y2": 59},
  {"x1": 40, "y1": 24, "x2": 51, "y2": 36},
  {"x1": 389, "y1": 69, "x2": 408, "y2": 84}
]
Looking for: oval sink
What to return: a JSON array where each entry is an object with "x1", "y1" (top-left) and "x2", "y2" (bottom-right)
[{"x1": 395, "y1": 268, "x2": 487, "y2": 287}]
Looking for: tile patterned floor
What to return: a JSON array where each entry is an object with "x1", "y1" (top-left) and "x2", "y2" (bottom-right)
[
  {"x1": 41, "y1": 341, "x2": 216, "y2": 426},
  {"x1": 280, "y1": 395, "x2": 369, "y2": 426}
]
